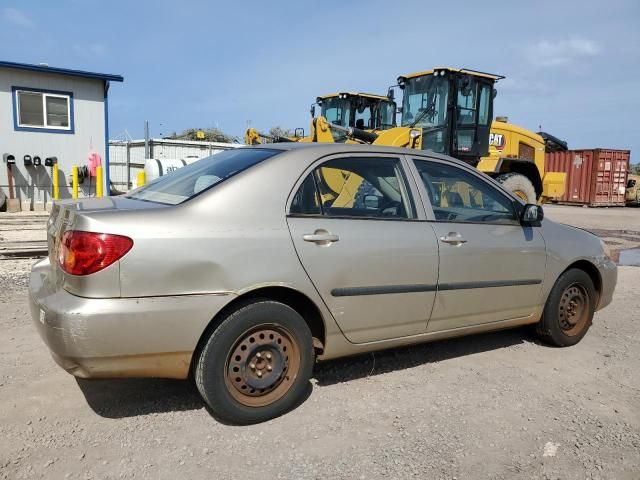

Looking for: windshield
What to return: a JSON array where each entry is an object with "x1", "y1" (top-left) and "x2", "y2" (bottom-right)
[
  {"x1": 321, "y1": 97, "x2": 350, "y2": 127},
  {"x1": 354, "y1": 98, "x2": 396, "y2": 130},
  {"x1": 125, "y1": 148, "x2": 279, "y2": 205},
  {"x1": 401, "y1": 75, "x2": 449, "y2": 128},
  {"x1": 322, "y1": 96, "x2": 396, "y2": 131},
  {"x1": 377, "y1": 100, "x2": 396, "y2": 129}
]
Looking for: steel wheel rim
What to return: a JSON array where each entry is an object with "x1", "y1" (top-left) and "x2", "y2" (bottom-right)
[
  {"x1": 558, "y1": 283, "x2": 590, "y2": 336},
  {"x1": 224, "y1": 324, "x2": 300, "y2": 407}
]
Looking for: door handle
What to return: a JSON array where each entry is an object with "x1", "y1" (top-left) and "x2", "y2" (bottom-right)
[
  {"x1": 303, "y1": 230, "x2": 339, "y2": 245},
  {"x1": 440, "y1": 232, "x2": 467, "y2": 245}
]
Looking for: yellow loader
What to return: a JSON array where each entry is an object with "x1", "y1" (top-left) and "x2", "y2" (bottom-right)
[
  {"x1": 328, "y1": 67, "x2": 565, "y2": 203},
  {"x1": 244, "y1": 92, "x2": 396, "y2": 145}
]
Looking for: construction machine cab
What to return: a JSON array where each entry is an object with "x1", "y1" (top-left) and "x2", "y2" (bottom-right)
[
  {"x1": 314, "y1": 92, "x2": 396, "y2": 142},
  {"x1": 398, "y1": 68, "x2": 502, "y2": 167}
]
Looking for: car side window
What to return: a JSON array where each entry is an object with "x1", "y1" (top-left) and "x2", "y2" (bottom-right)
[
  {"x1": 290, "y1": 174, "x2": 321, "y2": 215},
  {"x1": 290, "y1": 157, "x2": 413, "y2": 219},
  {"x1": 414, "y1": 159, "x2": 518, "y2": 224}
]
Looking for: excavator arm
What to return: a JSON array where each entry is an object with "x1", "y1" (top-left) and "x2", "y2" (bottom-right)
[
  {"x1": 299, "y1": 116, "x2": 337, "y2": 143},
  {"x1": 244, "y1": 128, "x2": 296, "y2": 145},
  {"x1": 325, "y1": 122, "x2": 423, "y2": 149},
  {"x1": 244, "y1": 128, "x2": 263, "y2": 145}
]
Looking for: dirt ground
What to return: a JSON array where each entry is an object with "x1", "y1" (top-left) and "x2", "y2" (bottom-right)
[{"x1": 1, "y1": 206, "x2": 639, "y2": 480}]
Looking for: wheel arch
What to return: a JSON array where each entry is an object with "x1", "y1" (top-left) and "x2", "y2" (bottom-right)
[
  {"x1": 190, "y1": 286, "x2": 326, "y2": 377},
  {"x1": 495, "y1": 159, "x2": 543, "y2": 199},
  {"x1": 561, "y1": 259, "x2": 602, "y2": 304}
]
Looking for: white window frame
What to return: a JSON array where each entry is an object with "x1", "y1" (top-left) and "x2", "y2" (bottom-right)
[{"x1": 15, "y1": 89, "x2": 72, "y2": 131}]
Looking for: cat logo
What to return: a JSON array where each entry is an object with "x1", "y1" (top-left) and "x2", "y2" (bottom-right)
[{"x1": 489, "y1": 133, "x2": 505, "y2": 150}]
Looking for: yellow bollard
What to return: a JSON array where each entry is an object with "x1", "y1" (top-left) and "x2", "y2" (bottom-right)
[
  {"x1": 96, "y1": 166, "x2": 103, "y2": 198},
  {"x1": 52, "y1": 164, "x2": 59, "y2": 200},
  {"x1": 72, "y1": 166, "x2": 79, "y2": 199},
  {"x1": 137, "y1": 171, "x2": 145, "y2": 187}
]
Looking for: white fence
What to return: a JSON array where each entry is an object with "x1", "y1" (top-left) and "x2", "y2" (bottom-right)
[{"x1": 109, "y1": 138, "x2": 241, "y2": 191}]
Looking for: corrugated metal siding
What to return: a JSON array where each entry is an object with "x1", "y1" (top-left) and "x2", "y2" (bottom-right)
[
  {"x1": 545, "y1": 149, "x2": 630, "y2": 206},
  {"x1": 594, "y1": 150, "x2": 627, "y2": 205}
]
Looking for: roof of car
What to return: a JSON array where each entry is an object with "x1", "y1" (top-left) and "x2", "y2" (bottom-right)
[{"x1": 243, "y1": 142, "x2": 470, "y2": 168}]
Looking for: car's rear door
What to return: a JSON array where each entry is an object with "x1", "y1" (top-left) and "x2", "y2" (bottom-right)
[
  {"x1": 286, "y1": 153, "x2": 439, "y2": 344},
  {"x1": 408, "y1": 157, "x2": 547, "y2": 332}
]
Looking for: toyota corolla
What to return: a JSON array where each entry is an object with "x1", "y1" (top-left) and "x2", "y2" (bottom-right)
[{"x1": 29, "y1": 144, "x2": 617, "y2": 424}]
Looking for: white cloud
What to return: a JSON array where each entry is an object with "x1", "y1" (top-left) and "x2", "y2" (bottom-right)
[
  {"x1": 497, "y1": 76, "x2": 552, "y2": 95},
  {"x1": 72, "y1": 43, "x2": 107, "y2": 57},
  {"x1": 526, "y1": 36, "x2": 602, "y2": 67},
  {"x1": 2, "y1": 7, "x2": 35, "y2": 28}
]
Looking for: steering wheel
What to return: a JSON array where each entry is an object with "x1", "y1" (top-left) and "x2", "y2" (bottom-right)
[{"x1": 377, "y1": 199, "x2": 402, "y2": 217}]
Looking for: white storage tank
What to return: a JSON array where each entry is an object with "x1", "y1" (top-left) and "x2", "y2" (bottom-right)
[{"x1": 143, "y1": 157, "x2": 200, "y2": 183}]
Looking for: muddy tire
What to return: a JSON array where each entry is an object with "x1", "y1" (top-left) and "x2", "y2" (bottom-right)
[
  {"x1": 536, "y1": 269, "x2": 596, "y2": 347},
  {"x1": 496, "y1": 173, "x2": 537, "y2": 203},
  {"x1": 195, "y1": 300, "x2": 314, "y2": 425}
]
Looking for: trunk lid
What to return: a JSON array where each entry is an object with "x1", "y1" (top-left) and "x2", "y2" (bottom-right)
[{"x1": 46, "y1": 197, "x2": 169, "y2": 296}]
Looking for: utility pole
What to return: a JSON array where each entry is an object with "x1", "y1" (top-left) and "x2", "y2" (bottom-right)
[{"x1": 144, "y1": 120, "x2": 150, "y2": 159}]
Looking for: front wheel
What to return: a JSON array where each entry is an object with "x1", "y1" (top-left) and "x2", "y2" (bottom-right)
[
  {"x1": 496, "y1": 172, "x2": 537, "y2": 203},
  {"x1": 195, "y1": 300, "x2": 314, "y2": 425},
  {"x1": 536, "y1": 269, "x2": 597, "y2": 347}
]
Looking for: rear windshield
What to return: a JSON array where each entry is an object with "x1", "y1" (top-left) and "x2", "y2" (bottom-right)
[{"x1": 125, "y1": 148, "x2": 279, "y2": 205}]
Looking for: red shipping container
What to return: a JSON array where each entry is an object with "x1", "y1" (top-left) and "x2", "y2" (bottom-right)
[{"x1": 545, "y1": 149, "x2": 630, "y2": 206}]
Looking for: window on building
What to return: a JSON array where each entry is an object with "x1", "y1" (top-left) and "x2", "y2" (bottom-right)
[{"x1": 14, "y1": 89, "x2": 72, "y2": 131}]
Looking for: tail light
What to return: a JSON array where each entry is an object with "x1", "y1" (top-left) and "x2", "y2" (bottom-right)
[{"x1": 58, "y1": 231, "x2": 133, "y2": 276}]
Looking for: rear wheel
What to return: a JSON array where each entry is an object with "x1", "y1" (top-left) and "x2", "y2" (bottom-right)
[
  {"x1": 496, "y1": 172, "x2": 537, "y2": 203},
  {"x1": 536, "y1": 269, "x2": 596, "y2": 347},
  {"x1": 195, "y1": 300, "x2": 314, "y2": 424}
]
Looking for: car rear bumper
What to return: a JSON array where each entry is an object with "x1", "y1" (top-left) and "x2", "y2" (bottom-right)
[{"x1": 28, "y1": 258, "x2": 235, "y2": 379}]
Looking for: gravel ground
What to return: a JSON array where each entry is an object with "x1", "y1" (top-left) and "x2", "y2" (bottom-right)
[{"x1": 1, "y1": 208, "x2": 639, "y2": 479}]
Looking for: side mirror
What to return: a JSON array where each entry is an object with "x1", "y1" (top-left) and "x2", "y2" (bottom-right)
[
  {"x1": 521, "y1": 204, "x2": 544, "y2": 224},
  {"x1": 364, "y1": 195, "x2": 379, "y2": 209},
  {"x1": 310, "y1": 105, "x2": 316, "y2": 117},
  {"x1": 387, "y1": 87, "x2": 395, "y2": 101}
]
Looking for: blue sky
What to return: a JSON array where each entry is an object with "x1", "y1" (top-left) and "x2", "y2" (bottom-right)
[{"x1": 1, "y1": 0, "x2": 638, "y2": 158}]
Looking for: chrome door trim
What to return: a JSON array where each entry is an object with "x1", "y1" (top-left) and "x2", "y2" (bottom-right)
[
  {"x1": 331, "y1": 279, "x2": 543, "y2": 297},
  {"x1": 331, "y1": 284, "x2": 437, "y2": 297},
  {"x1": 437, "y1": 279, "x2": 542, "y2": 291}
]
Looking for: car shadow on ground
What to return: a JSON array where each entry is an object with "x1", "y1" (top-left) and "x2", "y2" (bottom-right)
[
  {"x1": 76, "y1": 327, "x2": 537, "y2": 420},
  {"x1": 76, "y1": 377, "x2": 204, "y2": 419},
  {"x1": 313, "y1": 327, "x2": 537, "y2": 386}
]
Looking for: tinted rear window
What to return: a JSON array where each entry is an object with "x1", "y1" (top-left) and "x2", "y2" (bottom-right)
[{"x1": 125, "y1": 148, "x2": 279, "y2": 205}]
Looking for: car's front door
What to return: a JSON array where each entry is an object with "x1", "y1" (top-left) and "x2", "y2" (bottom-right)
[
  {"x1": 287, "y1": 154, "x2": 439, "y2": 344},
  {"x1": 410, "y1": 158, "x2": 547, "y2": 332}
]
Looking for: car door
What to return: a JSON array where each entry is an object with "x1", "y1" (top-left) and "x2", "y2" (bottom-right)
[
  {"x1": 286, "y1": 154, "x2": 439, "y2": 344},
  {"x1": 409, "y1": 157, "x2": 547, "y2": 332}
]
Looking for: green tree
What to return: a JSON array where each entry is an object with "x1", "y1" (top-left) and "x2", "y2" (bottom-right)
[
  {"x1": 167, "y1": 128, "x2": 238, "y2": 143},
  {"x1": 268, "y1": 126, "x2": 293, "y2": 139}
]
